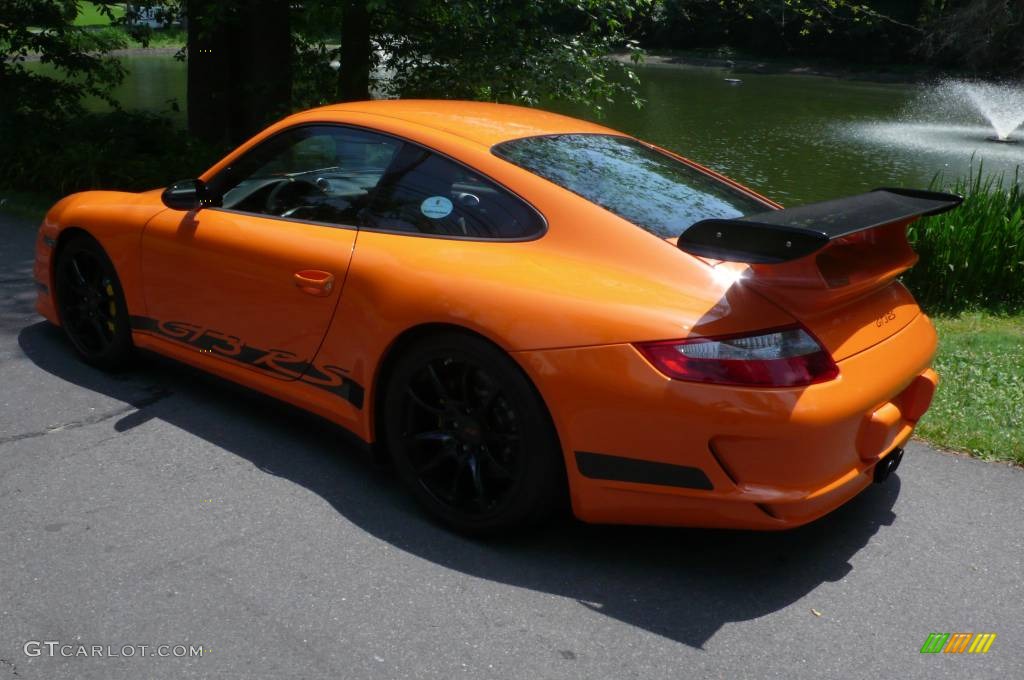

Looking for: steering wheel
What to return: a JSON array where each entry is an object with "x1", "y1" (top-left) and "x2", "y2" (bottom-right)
[{"x1": 265, "y1": 178, "x2": 327, "y2": 217}]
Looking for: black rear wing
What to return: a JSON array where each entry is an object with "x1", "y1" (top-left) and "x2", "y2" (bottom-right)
[{"x1": 677, "y1": 188, "x2": 963, "y2": 264}]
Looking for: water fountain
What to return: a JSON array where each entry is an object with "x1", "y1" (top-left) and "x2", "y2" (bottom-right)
[
  {"x1": 844, "y1": 79, "x2": 1024, "y2": 171},
  {"x1": 949, "y1": 80, "x2": 1024, "y2": 144}
]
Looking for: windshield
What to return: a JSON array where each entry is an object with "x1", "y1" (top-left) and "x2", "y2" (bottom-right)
[{"x1": 492, "y1": 134, "x2": 768, "y2": 239}]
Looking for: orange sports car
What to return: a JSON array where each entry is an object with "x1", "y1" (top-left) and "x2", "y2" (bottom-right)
[{"x1": 33, "y1": 100, "x2": 960, "y2": 533}]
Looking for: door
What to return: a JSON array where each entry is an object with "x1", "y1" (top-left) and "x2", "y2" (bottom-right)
[{"x1": 139, "y1": 124, "x2": 401, "y2": 381}]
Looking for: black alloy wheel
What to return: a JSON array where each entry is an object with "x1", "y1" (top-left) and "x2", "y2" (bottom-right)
[
  {"x1": 55, "y1": 235, "x2": 133, "y2": 368},
  {"x1": 383, "y1": 332, "x2": 565, "y2": 534}
]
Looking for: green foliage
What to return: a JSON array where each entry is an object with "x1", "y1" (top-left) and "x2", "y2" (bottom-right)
[
  {"x1": 903, "y1": 167, "x2": 1024, "y2": 314},
  {"x1": 0, "y1": 0, "x2": 127, "y2": 118},
  {"x1": 643, "y1": 1, "x2": 937, "y2": 67},
  {"x1": 645, "y1": 0, "x2": 1020, "y2": 74},
  {"x1": 72, "y1": 1, "x2": 124, "y2": 26},
  {"x1": 291, "y1": 28, "x2": 340, "y2": 110},
  {"x1": 111, "y1": 0, "x2": 185, "y2": 47},
  {"x1": 292, "y1": 0, "x2": 652, "y2": 112},
  {"x1": 379, "y1": 0, "x2": 650, "y2": 111},
  {"x1": 917, "y1": 0, "x2": 1024, "y2": 76},
  {"x1": 0, "y1": 110, "x2": 225, "y2": 196},
  {"x1": 3, "y1": 0, "x2": 654, "y2": 197},
  {"x1": 918, "y1": 313, "x2": 1024, "y2": 465},
  {"x1": 91, "y1": 25, "x2": 185, "y2": 48},
  {"x1": 707, "y1": 0, "x2": 884, "y2": 36}
]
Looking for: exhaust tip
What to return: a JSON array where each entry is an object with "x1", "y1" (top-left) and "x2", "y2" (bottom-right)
[{"x1": 873, "y1": 448, "x2": 904, "y2": 484}]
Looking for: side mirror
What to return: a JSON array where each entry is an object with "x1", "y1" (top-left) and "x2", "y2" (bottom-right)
[{"x1": 161, "y1": 179, "x2": 213, "y2": 211}]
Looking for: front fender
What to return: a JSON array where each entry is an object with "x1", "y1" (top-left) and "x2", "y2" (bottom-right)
[{"x1": 34, "y1": 189, "x2": 167, "y2": 324}]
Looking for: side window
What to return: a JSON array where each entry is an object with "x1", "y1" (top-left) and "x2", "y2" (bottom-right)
[
  {"x1": 359, "y1": 145, "x2": 544, "y2": 239},
  {"x1": 254, "y1": 135, "x2": 337, "y2": 177},
  {"x1": 210, "y1": 125, "x2": 401, "y2": 226}
]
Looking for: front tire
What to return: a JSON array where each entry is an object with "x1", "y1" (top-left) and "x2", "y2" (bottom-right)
[
  {"x1": 54, "y1": 234, "x2": 134, "y2": 369},
  {"x1": 382, "y1": 332, "x2": 565, "y2": 534}
]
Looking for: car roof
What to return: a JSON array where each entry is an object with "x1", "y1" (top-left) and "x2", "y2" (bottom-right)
[{"x1": 314, "y1": 99, "x2": 619, "y2": 148}]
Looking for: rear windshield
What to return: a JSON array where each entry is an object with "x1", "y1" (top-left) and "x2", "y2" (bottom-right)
[{"x1": 492, "y1": 134, "x2": 767, "y2": 239}]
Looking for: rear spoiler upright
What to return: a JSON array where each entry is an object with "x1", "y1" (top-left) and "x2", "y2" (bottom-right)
[{"x1": 677, "y1": 188, "x2": 963, "y2": 264}]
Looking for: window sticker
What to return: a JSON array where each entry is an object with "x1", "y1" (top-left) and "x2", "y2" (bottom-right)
[{"x1": 420, "y1": 196, "x2": 454, "y2": 219}]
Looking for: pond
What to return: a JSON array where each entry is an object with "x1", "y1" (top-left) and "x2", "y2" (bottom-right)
[{"x1": 69, "y1": 56, "x2": 1024, "y2": 204}]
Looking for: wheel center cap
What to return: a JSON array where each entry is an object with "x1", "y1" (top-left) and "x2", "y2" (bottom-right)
[{"x1": 455, "y1": 417, "x2": 482, "y2": 444}]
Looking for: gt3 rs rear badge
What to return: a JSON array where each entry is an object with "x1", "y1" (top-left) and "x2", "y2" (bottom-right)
[
  {"x1": 875, "y1": 309, "x2": 897, "y2": 327},
  {"x1": 129, "y1": 316, "x2": 364, "y2": 407}
]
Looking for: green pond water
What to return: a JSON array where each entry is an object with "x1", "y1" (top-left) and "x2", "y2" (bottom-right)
[{"x1": 66, "y1": 56, "x2": 1024, "y2": 204}]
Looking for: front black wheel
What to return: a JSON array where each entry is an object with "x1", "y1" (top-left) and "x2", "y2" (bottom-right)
[
  {"x1": 54, "y1": 235, "x2": 134, "y2": 369},
  {"x1": 383, "y1": 332, "x2": 565, "y2": 534}
]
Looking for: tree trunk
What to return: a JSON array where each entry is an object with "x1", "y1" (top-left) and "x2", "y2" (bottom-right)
[
  {"x1": 338, "y1": 0, "x2": 372, "y2": 102},
  {"x1": 186, "y1": 0, "x2": 231, "y2": 145},
  {"x1": 187, "y1": 0, "x2": 292, "y2": 146},
  {"x1": 233, "y1": 0, "x2": 292, "y2": 141}
]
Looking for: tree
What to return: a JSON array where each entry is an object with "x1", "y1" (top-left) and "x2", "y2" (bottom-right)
[
  {"x1": 0, "y1": 1, "x2": 221, "y2": 196},
  {"x1": 918, "y1": 0, "x2": 1024, "y2": 75},
  {"x1": 643, "y1": 1, "x2": 920, "y2": 63},
  {"x1": 302, "y1": 0, "x2": 652, "y2": 112},
  {"x1": 1, "y1": 0, "x2": 647, "y2": 147},
  {"x1": 0, "y1": 0, "x2": 126, "y2": 121},
  {"x1": 338, "y1": 1, "x2": 372, "y2": 102},
  {"x1": 185, "y1": 0, "x2": 292, "y2": 145},
  {"x1": 166, "y1": 0, "x2": 651, "y2": 143}
]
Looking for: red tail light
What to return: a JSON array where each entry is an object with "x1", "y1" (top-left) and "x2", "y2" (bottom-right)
[{"x1": 634, "y1": 325, "x2": 839, "y2": 387}]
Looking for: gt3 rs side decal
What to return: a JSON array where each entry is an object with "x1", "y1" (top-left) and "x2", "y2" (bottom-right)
[
  {"x1": 575, "y1": 451, "x2": 713, "y2": 491},
  {"x1": 129, "y1": 316, "x2": 364, "y2": 408}
]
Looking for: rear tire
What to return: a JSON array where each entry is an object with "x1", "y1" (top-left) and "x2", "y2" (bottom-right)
[
  {"x1": 54, "y1": 234, "x2": 134, "y2": 370},
  {"x1": 382, "y1": 332, "x2": 565, "y2": 535}
]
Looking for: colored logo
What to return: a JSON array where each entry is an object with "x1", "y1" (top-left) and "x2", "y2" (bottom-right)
[{"x1": 920, "y1": 633, "x2": 996, "y2": 654}]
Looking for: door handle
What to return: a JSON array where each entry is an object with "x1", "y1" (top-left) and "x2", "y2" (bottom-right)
[{"x1": 294, "y1": 270, "x2": 335, "y2": 297}]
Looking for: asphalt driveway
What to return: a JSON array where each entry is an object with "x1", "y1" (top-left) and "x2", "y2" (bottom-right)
[{"x1": 1, "y1": 211, "x2": 1021, "y2": 679}]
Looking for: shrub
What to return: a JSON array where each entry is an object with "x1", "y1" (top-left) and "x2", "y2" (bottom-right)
[{"x1": 0, "y1": 110, "x2": 226, "y2": 197}]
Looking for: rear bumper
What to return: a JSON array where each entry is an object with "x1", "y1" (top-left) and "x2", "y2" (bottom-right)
[{"x1": 514, "y1": 311, "x2": 938, "y2": 529}]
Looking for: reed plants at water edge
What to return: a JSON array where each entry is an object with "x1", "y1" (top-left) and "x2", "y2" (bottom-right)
[{"x1": 904, "y1": 166, "x2": 1024, "y2": 314}]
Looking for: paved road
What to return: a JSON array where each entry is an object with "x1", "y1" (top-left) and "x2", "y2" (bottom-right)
[{"x1": 1, "y1": 212, "x2": 1022, "y2": 680}]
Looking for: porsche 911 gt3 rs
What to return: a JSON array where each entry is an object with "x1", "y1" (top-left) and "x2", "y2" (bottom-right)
[{"x1": 33, "y1": 100, "x2": 960, "y2": 533}]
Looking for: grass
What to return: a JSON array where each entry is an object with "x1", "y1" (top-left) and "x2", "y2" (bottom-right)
[
  {"x1": 73, "y1": 3, "x2": 125, "y2": 27},
  {"x1": 91, "y1": 26, "x2": 186, "y2": 49},
  {"x1": 904, "y1": 166, "x2": 1024, "y2": 314},
  {"x1": 918, "y1": 313, "x2": 1024, "y2": 465},
  {"x1": 73, "y1": 3, "x2": 185, "y2": 48},
  {"x1": 129, "y1": 27, "x2": 185, "y2": 48}
]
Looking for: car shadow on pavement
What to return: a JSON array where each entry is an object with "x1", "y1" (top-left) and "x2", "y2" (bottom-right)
[{"x1": 18, "y1": 320, "x2": 901, "y2": 650}]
